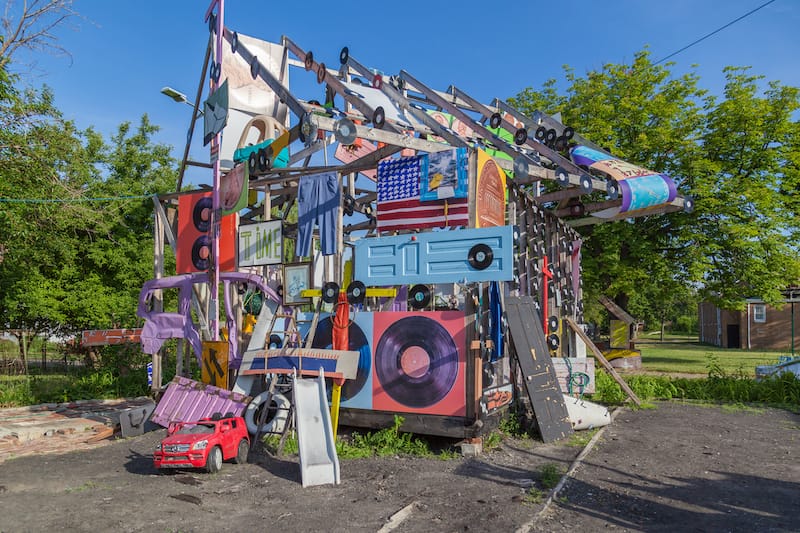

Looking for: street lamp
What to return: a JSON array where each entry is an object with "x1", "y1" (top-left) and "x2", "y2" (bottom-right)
[{"x1": 160, "y1": 86, "x2": 202, "y2": 115}]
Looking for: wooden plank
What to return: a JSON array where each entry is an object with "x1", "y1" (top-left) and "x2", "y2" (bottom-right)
[
  {"x1": 505, "y1": 296, "x2": 573, "y2": 442},
  {"x1": 563, "y1": 318, "x2": 641, "y2": 406}
]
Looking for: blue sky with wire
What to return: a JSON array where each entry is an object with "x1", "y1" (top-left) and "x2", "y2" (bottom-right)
[{"x1": 11, "y1": 0, "x2": 799, "y2": 189}]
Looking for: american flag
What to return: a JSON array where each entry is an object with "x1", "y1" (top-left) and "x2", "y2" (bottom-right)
[{"x1": 376, "y1": 154, "x2": 468, "y2": 232}]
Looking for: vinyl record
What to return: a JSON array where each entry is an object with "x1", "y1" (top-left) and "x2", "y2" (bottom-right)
[
  {"x1": 548, "y1": 316, "x2": 560, "y2": 333},
  {"x1": 334, "y1": 118, "x2": 357, "y2": 145},
  {"x1": 563, "y1": 126, "x2": 575, "y2": 140},
  {"x1": 250, "y1": 56, "x2": 259, "y2": 79},
  {"x1": 193, "y1": 196, "x2": 213, "y2": 232},
  {"x1": 316, "y1": 62, "x2": 327, "y2": 84},
  {"x1": 310, "y1": 317, "x2": 370, "y2": 401},
  {"x1": 513, "y1": 128, "x2": 528, "y2": 146},
  {"x1": 321, "y1": 281, "x2": 340, "y2": 304},
  {"x1": 535, "y1": 126, "x2": 547, "y2": 141},
  {"x1": 339, "y1": 46, "x2": 349, "y2": 65},
  {"x1": 577, "y1": 174, "x2": 592, "y2": 194},
  {"x1": 375, "y1": 316, "x2": 459, "y2": 408},
  {"x1": 555, "y1": 166, "x2": 570, "y2": 187},
  {"x1": 408, "y1": 284, "x2": 430, "y2": 309},
  {"x1": 547, "y1": 333, "x2": 560, "y2": 351},
  {"x1": 191, "y1": 235, "x2": 211, "y2": 271},
  {"x1": 346, "y1": 281, "x2": 366, "y2": 305},
  {"x1": 513, "y1": 156, "x2": 529, "y2": 179},
  {"x1": 468, "y1": 243, "x2": 493, "y2": 270},
  {"x1": 607, "y1": 179, "x2": 620, "y2": 200},
  {"x1": 268, "y1": 334, "x2": 283, "y2": 349},
  {"x1": 372, "y1": 106, "x2": 386, "y2": 129},
  {"x1": 489, "y1": 112, "x2": 502, "y2": 129}
]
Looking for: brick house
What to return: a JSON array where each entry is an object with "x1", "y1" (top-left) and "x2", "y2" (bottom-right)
[{"x1": 699, "y1": 289, "x2": 800, "y2": 351}]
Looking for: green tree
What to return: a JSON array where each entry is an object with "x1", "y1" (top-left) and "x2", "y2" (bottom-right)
[
  {"x1": 510, "y1": 51, "x2": 800, "y2": 320},
  {"x1": 0, "y1": 62, "x2": 176, "y2": 369}
]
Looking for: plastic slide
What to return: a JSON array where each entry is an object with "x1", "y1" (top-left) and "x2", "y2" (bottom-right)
[{"x1": 294, "y1": 371, "x2": 340, "y2": 487}]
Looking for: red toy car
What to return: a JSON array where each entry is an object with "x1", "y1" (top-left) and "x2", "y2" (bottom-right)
[{"x1": 154, "y1": 414, "x2": 250, "y2": 473}]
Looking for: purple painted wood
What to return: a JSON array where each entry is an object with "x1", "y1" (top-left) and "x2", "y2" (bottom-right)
[{"x1": 151, "y1": 376, "x2": 251, "y2": 428}]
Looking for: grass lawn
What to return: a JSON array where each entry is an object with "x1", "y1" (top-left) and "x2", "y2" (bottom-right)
[{"x1": 636, "y1": 342, "x2": 786, "y2": 376}]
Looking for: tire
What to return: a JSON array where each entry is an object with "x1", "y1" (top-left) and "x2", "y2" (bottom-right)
[
  {"x1": 205, "y1": 446, "x2": 222, "y2": 474},
  {"x1": 234, "y1": 439, "x2": 249, "y2": 464},
  {"x1": 244, "y1": 391, "x2": 290, "y2": 435}
]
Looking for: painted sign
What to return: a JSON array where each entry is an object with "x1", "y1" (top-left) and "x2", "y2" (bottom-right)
[
  {"x1": 475, "y1": 149, "x2": 507, "y2": 228},
  {"x1": 240, "y1": 347, "x2": 359, "y2": 381},
  {"x1": 201, "y1": 340, "x2": 229, "y2": 389},
  {"x1": 177, "y1": 192, "x2": 237, "y2": 274},
  {"x1": 238, "y1": 220, "x2": 282, "y2": 266}
]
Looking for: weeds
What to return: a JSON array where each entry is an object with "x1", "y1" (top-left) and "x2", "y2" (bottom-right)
[
  {"x1": 338, "y1": 416, "x2": 432, "y2": 458},
  {"x1": 538, "y1": 463, "x2": 564, "y2": 489},
  {"x1": 589, "y1": 354, "x2": 800, "y2": 408},
  {"x1": 566, "y1": 428, "x2": 598, "y2": 448},
  {"x1": 523, "y1": 487, "x2": 543, "y2": 505}
]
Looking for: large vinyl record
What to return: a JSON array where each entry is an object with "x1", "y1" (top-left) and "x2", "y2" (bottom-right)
[
  {"x1": 310, "y1": 316, "x2": 371, "y2": 402},
  {"x1": 372, "y1": 311, "x2": 466, "y2": 416}
]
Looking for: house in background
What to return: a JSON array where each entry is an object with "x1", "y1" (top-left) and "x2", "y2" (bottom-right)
[{"x1": 699, "y1": 288, "x2": 800, "y2": 351}]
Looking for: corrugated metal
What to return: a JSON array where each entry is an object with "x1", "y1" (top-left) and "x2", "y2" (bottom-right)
[
  {"x1": 151, "y1": 376, "x2": 252, "y2": 427},
  {"x1": 354, "y1": 225, "x2": 514, "y2": 286}
]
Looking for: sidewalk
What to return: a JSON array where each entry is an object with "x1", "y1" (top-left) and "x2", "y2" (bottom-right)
[{"x1": 0, "y1": 397, "x2": 155, "y2": 464}]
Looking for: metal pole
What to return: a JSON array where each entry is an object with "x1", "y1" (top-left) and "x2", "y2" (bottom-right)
[{"x1": 205, "y1": 0, "x2": 224, "y2": 341}]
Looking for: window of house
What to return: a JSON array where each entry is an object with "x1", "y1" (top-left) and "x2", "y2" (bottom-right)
[{"x1": 753, "y1": 304, "x2": 766, "y2": 323}]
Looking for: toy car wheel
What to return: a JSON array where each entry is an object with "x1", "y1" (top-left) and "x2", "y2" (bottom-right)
[
  {"x1": 234, "y1": 439, "x2": 249, "y2": 464},
  {"x1": 205, "y1": 445, "x2": 222, "y2": 473}
]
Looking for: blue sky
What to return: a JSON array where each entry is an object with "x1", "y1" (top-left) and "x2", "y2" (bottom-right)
[{"x1": 12, "y1": 0, "x2": 800, "y2": 188}]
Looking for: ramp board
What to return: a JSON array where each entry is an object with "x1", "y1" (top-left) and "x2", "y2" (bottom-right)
[
  {"x1": 505, "y1": 296, "x2": 573, "y2": 442},
  {"x1": 294, "y1": 372, "x2": 340, "y2": 487}
]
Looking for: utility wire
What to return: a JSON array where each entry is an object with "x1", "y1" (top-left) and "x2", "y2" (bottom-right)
[
  {"x1": 653, "y1": 0, "x2": 777, "y2": 65},
  {"x1": 0, "y1": 194, "x2": 155, "y2": 203}
]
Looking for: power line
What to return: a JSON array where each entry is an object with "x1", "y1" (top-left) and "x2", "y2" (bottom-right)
[
  {"x1": 653, "y1": 0, "x2": 777, "y2": 65},
  {"x1": 0, "y1": 194, "x2": 155, "y2": 203}
]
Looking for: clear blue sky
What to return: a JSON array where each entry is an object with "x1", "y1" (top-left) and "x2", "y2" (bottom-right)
[{"x1": 13, "y1": 0, "x2": 800, "y2": 188}]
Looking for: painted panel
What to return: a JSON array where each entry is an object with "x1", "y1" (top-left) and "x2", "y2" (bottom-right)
[
  {"x1": 354, "y1": 225, "x2": 514, "y2": 286},
  {"x1": 372, "y1": 311, "x2": 466, "y2": 417},
  {"x1": 238, "y1": 220, "x2": 282, "y2": 266}
]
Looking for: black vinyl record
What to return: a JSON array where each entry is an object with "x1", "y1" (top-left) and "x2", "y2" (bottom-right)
[
  {"x1": 310, "y1": 317, "x2": 370, "y2": 401},
  {"x1": 408, "y1": 284, "x2": 431, "y2": 309},
  {"x1": 375, "y1": 315, "x2": 459, "y2": 408},
  {"x1": 191, "y1": 235, "x2": 211, "y2": 271},
  {"x1": 268, "y1": 334, "x2": 283, "y2": 349},
  {"x1": 547, "y1": 333, "x2": 560, "y2": 351},
  {"x1": 468, "y1": 243, "x2": 493, "y2": 270},
  {"x1": 548, "y1": 316, "x2": 560, "y2": 333},
  {"x1": 193, "y1": 196, "x2": 212, "y2": 232},
  {"x1": 346, "y1": 281, "x2": 366, "y2": 305},
  {"x1": 321, "y1": 281, "x2": 340, "y2": 304}
]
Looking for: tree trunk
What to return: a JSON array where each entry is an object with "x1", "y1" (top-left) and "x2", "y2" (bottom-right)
[{"x1": 19, "y1": 331, "x2": 29, "y2": 374}]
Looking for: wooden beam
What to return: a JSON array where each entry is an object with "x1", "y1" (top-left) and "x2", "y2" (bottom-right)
[{"x1": 563, "y1": 318, "x2": 641, "y2": 406}]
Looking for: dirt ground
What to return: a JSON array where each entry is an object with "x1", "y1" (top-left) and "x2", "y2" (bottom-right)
[{"x1": 0, "y1": 402, "x2": 797, "y2": 533}]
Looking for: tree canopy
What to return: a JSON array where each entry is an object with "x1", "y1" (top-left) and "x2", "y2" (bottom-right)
[
  {"x1": 510, "y1": 50, "x2": 800, "y2": 325},
  {"x1": 0, "y1": 61, "x2": 176, "y2": 364}
]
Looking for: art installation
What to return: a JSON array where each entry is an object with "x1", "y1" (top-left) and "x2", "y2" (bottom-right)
[{"x1": 138, "y1": 1, "x2": 692, "y2": 469}]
